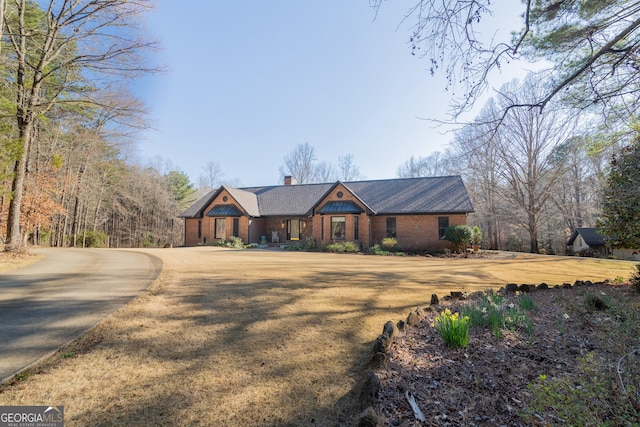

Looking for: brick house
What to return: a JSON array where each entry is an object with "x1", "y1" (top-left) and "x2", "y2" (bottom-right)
[{"x1": 180, "y1": 175, "x2": 474, "y2": 252}]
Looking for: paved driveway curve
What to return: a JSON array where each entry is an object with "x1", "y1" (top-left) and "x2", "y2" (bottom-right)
[{"x1": 0, "y1": 248, "x2": 162, "y2": 382}]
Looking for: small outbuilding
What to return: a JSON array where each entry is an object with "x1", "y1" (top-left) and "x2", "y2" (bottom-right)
[{"x1": 567, "y1": 228, "x2": 608, "y2": 256}]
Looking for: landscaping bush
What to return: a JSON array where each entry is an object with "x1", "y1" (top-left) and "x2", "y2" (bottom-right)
[
  {"x1": 76, "y1": 230, "x2": 108, "y2": 248},
  {"x1": 228, "y1": 236, "x2": 244, "y2": 248},
  {"x1": 210, "y1": 237, "x2": 244, "y2": 248},
  {"x1": 325, "y1": 241, "x2": 360, "y2": 253},
  {"x1": 471, "y1": 225, "x2": 482, "y2": 247},
  {"x1": 380, "y1": 237, "x2": 398, "y2": 252},
  {"x1": 368, "y1": 244, "x2": 387, "y2": 255},
  {"x1": 444, "y1": 225, "x2": 472, "y2": 253},
  {"x1": 630, "y1": 263, "x2": 640, "y2": 293},
  {"x1": 369, "y1": 243, "x2": 389, "y2": 255},
  {"x1": 302, "y1": 239, "x2": 319, "y2": 250}
]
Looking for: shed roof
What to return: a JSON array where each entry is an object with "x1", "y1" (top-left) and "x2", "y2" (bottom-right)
[{"x1": 567, "y1": 228, "x2": 607, "y2": 246}]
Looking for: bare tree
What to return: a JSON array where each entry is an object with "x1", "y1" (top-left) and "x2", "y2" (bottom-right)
[
  {"x1": 336, "y1": 154, "x2": 361, "y2": 181},
  {"x1": 198, "y1": 161, "x2": 224, "y2": 190},
  {"x1": 452, "y1": 112, "x2": 504, "y2": 249},
  {"x1": 279, "y1": 142, "x2": 316, "y2": 184},
  {"x1": 2, "y1": 0, "x2": 157, "y2": 250},
  {"x1": 491, "y1": 79, "x2": 576, "y2": 253},
  {"x1": 396, "y1": 151, "x2": 453, "y2": 178},
  {"x1": 312, "y1": 161, "x2": 337, "y2": 183}
]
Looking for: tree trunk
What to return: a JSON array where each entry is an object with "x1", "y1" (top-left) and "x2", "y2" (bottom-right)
[{"x1": 5, "y1": 121, "x2": 33, "y2": 251}]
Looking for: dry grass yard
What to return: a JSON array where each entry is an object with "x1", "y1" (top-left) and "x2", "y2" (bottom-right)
[
  {"x1": 0, "y1": 247, "x2": 635, "y2": 426},
  {"x1": 0, "y1": 250, "x2": 43, "y2": 272}
]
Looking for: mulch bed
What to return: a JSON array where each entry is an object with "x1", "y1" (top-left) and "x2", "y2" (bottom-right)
[{"x1": 372, "y1": 282, "x2": 640, "y2": 426}]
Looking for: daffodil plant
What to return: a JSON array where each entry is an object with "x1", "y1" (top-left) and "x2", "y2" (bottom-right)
[{"x1": 434, "y1": 308, "x2": 471, "y2": 348}]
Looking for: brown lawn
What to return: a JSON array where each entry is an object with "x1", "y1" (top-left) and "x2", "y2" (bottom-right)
[
  {"x1": 0, "y1": 250, "x2": 43, "y2": 272},
  {"x1": 0, "y1": 247, "x2": 635, "y2": 426}
]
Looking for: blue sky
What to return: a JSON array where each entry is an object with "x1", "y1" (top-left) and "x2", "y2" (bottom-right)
[{"x1": 135, "y1": 1, "x2": 527, "y2": 187}]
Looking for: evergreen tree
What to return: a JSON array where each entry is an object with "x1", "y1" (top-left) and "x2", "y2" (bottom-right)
[
  {"x1": 165, "y1": 171, "x2": 196, "y2": 210},
  {"x1": 599, "y1": 132, "x2": 640, "y2": 249}
]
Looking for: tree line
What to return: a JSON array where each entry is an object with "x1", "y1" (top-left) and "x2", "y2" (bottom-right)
[
  {"x1": 0, "y1": 0, "x2": 195, "y2": 249},
  {"x1": 396, "y1": 76, "x2": 636, "y2": 254},
  {"x1": 2, "y1": 1, "x2": 637, "y2": 253}
]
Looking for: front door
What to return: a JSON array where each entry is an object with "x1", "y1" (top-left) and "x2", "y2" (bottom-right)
[{"x1": 286, "y1": 219, "x2": 301, "y2": 241}]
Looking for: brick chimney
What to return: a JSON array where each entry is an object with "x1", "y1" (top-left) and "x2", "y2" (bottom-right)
[{"x1": 284, "y1": 176, "x2": 297, "y2": 186}]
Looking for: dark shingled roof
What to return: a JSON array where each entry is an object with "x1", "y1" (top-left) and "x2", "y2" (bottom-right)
[
  {"x1": 245, "y1": 183, "x2": 333, "y2": 216},
  {"x1": 180, "y1": 189, "x2": 217, "y2": 218},
  {"x1": 343, "y1": 176, "x2": 473, "y2": 214},
  {"x1": 181, "y1": 176, "x2": 473, "y2": 218},
  {"x1": 567, "y1": 228, "x2": 607, "y2": 246}
]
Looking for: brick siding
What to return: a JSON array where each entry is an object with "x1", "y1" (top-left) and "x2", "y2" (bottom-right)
[{"x1": 371, "y1": 214, "x2": 468, "y2": 252}]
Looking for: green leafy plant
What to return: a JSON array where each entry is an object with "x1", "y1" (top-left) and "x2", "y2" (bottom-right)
[
  {"x1": 558, "y1": 313, "x2": 569, "y2": 335},
  {"x1": 486, "y1": 290, "x2": 503, "y2": 306},
  {"x1": 522, "y1": 317, "x2": 533, "y2": 338},
  {"x1": 461, "y1": 305, "x2": 485, "y2": 327},
  {"x1": 471, "y1": 225, "x2": 482, "y2": 246},
  {"x1": 227, "y1": 236, "x2": 244, "y2": 248},
  {"x1": 630, "y1": 263, "x2": 640, "y2": 293},
  {"x1": 519, "y1": 294, "x2": 535, "y2": 311},
  {"x1": 486, "y1": 308, "x2": 503, "y2": 338},
  {"x1": 461, "y1": 290, "x2": 533, "y2": 339},
  {"x1": 524, "y1": 354, "x2": 638, "y2": 426},
  {"x1": 368, "y1": 244, "x2": 387, "y2": 255},
  {"x1": 503, "y1": 308, "x2": 527, "y2": 332},
  {"x1": 434, "y1": 308, "x2": 470, "y2": 348},
  {"x1": 599, "y1": 137, "x2": 640, "y2": 252}
]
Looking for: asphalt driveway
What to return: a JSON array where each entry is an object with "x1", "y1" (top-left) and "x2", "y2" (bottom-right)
[{"x1": 0, "y1": 248, "x2": 162, "y2": 382}]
